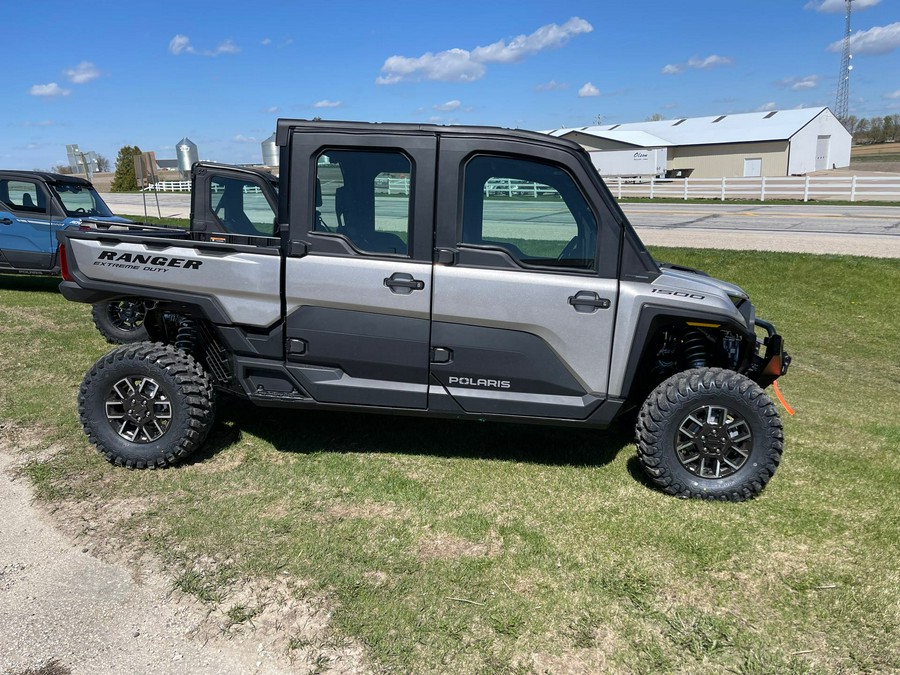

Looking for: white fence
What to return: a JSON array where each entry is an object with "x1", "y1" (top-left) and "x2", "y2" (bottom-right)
[
  {"x1": 603, "y1": 175, "x2": 900, "y2": 202},
  {"x1": 145, "y1": 181, "x2": 191, "y2": 192},
  {"x1": 146, "y1": 175, "x2": 900, "y2": 202},
  {"x1": 146, "y1": 181, "x2": 264, "y2": 193}
]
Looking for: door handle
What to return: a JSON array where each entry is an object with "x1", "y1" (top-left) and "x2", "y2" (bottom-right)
[
  {"x1": 384, "y1": 272, "x2": 425, "y2": 294},
  {"x1": 0, "y1": 218, "x2": 12, "y2": 225},
  {"x1": 568, "y1": 291, "x2": 611, "y2": 313}
]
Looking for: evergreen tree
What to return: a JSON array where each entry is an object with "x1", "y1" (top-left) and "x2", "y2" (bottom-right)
[{"x1": 110, "y1": 145, "x2": 142, "y2": 192}]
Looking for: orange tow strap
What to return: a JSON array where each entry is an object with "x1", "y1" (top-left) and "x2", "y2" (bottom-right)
[{"x1": 772, "y1": 380, "x2": 795, "y2": 416}]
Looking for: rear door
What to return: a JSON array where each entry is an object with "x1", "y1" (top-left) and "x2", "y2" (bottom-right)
[
  {"x1": 0, "y1": 178, "x2": 56, "y2": 270},
  {"x1": 282, "y1": 129, "x2": 437, "y2": 409},
  {"x1": 431, "y1": 136, "x2": 620, "y2": 420}
]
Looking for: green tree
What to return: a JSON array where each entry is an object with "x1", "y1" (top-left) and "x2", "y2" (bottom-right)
[{"x1": 110, "y1": 145, "x2": 142, "y2": 192}]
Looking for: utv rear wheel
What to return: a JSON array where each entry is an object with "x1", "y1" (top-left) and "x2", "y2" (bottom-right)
[
  {"x1": 92, "y1": 298, "x2": 150, "y2": 344},
  {"x1": 78, "y1": 343, "x2": 214, "y2": 468},
  {"x1": 635, "y1": 368, "x2": 783, "y2": 501}
]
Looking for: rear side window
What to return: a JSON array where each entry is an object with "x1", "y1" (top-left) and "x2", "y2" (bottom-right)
[
  {"x1": 0, "y1": 180, "x2": 47, "y2": 214},
  {"x1": 210, "y1": 176, "x2": 276, "y2": 236},
  {"x1": 460, "y1": 155, "x2": 597, "y2": 270},
  {"x1": 314, "y1": 149, "x2": 412, "y2": 256}
]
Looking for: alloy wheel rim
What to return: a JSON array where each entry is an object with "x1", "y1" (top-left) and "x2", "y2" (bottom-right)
[
  {"x1": 108, "y1": 300, "x2": 146, "y2": 331},
  {"x1": 675, "y1": 405, "x2": 752, "y2": 479},
  {"x1": 105, "y1": 376, "x2": 172, "y2": 442}
]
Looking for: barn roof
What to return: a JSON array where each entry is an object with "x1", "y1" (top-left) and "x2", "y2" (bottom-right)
[{"x1": 549, "y1": 107, "x2": 834, "y2": 147}]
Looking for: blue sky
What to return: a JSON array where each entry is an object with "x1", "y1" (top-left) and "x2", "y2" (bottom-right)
[{"x1": 6, "y1": 0, "x2": 899, "y2": 170}]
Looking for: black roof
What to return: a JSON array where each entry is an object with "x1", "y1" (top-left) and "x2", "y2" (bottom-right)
[
  {"x1": 275, "y1": 119, "x2": 582, "y2": 153},
  {"x1": 0, "y1": 170, "x2": 93, "y2": 186}
]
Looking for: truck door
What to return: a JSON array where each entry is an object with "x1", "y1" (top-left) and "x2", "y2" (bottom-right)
[
  {"x1": 283, "y1": 130, "x2": 436, "y2": 409},
  {"x1": 430, "y1": 137, "x2": 621, "y2": 420},
  {"x1": 0, "y1": 177, "x2": 56, "y2": 271}
]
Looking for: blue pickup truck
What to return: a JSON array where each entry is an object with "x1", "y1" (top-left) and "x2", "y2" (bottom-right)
[
  {"x1": 0, "y1": 170, "x2": 147, "y2": 341},
  {"x1": 0, "y1": 170, "x2": 130, "y2": 274}
]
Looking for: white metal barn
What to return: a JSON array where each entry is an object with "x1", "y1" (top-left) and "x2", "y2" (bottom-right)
[{"x1": 548, "y1": 107, "x2": 851, "y2": 179}]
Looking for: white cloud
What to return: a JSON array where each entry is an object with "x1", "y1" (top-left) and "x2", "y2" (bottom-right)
[
  {"x1": 65, "y1": 61, "x2": 100, "y2": 84},
  {"x1": 578, "y1": 82, "x2": 600, "y2": 97},
  {"x1": 313, "y1": 99, "x2": 342, "y2": 108},
  {"x1": 535, "y1": 79, "x2": 569, "y2": 91},
  {"x1": 687, "y1": 54, "x2": 733, "y2": 69},
  {"x1": 23, "y1": 120, "x2": 58, "y2": 127},
  {"x1": 261, "y1": 37, "x2": 272, "y2": 46},
  {"x1": 212, "y1": 40, "x2": 240, "y2": 55},
  {"x1": 29, "y1": 83, "x2": 70, "y2": 97},
  {"x1": 806, "y1": 0, "x2": 880, "y2": 12},
  {"x1": 662, "y1": 55, "x2": 732, "y2": 74},
  {"x1": 377, "y1": 17, "x2": 592, "y2": 84},
  {"x1": 885, "y1": 90, "x2": 900, "y2": 99},
  {"x1": 169, "y1": 34, "x2": 240, "y2": 56},
  {"x1": 233, "y1": 134, "x2": 258, "y2": 143},
  {"x1": 829, "y1": 22, "x2": 900, "y2": 55},
  {"x1": 777, "y1": 75, "x2": 820, "y2": 91},
  {"x1": 756, "y1": 102, "x2": 778, "y2": 112},
  {"x1": 433, "y1": 100, "x2": 461, "y2": 111},
  {"x1": 264, "y1": 106, "x2": 279, "y2": 113},
  {"x1": 169, "y1": 34, "x2": 193, "y2": 55}
]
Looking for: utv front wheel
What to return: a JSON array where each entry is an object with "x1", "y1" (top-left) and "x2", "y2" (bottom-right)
[
  {"x1": 92, "y1": 298, "x2": 150, "y2": 344},
  {"x1": 636, "y1": 368, "x2": 783, "y2": 501},
  {"x1": 78, "y1": 343, "x2": 214, "y2": 468}
]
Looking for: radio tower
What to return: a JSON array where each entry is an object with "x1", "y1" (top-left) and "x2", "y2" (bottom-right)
[{"x1": 835, "y1": 0, "x2": 853, "y2": 123}]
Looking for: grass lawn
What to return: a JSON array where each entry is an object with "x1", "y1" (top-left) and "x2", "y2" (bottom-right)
[{"x1": 0, "y1": 249, "x2": 898, "y2": 673}]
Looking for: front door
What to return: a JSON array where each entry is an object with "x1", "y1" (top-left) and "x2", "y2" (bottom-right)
[
  {"x1": 815, "y1": 135, "x2": 831, "y2": 171},
  {"x1": 0, "y1": 178, "x2": 55, "y2": 271},
  {"x1": 283, "y1": 131, "x2": 437, "y2": 409},
  {"x1": 743, "y1": 158, "x2": 762, "y2": 177},
  {"x1": 431, "y1": 139, "x2": 618, "y2": 419}
]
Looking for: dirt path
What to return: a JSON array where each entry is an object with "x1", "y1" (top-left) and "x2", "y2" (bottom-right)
[{"x1": 0, "y1": 435, "x2": 367, "y2": 675}]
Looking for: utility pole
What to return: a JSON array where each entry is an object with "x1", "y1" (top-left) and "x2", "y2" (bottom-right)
[{"x1": 835, "y1": 0, "x2": 853, "y2": 124}]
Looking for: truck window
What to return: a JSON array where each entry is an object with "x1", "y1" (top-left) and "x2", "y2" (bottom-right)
[
  {"x1": 460, "y1": 155, "x2": 597, "y2": 270},
  {"x1": 51, "y1": 183, "x2": 114, "y2": 217},
  {"x1": 210, "y1": 176, "x2": 276, "y2": 236},
  {"x1": 314, "y1": 149, "x2": 411, "y2": 256},
  {"x1": 0, "y1": 180, "x2": 47, "y2": 214}
]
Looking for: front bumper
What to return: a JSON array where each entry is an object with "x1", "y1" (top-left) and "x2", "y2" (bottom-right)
[{"x1": 749, "y1": 318, "x2": 791, "y2": 389}]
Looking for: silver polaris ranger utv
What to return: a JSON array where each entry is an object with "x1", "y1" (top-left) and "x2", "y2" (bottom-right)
[{"x1": 57, "y1": 120, "x2": 790, "y2": 501}]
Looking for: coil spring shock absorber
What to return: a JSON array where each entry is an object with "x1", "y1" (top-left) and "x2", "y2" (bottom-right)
[
  {"x1": 174, "y1": 315, "x2": 198, "y2": 354},
  {"x1": 680, "y1": 329, "x2": 709, "y2": 369}
]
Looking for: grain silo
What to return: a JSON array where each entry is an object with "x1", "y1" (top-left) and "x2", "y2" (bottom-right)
[
  {"x1": 176, "y1": 137, "x2": 199, "y2": 178},
  {"x1": 261, "y1": 133, "x2": 279, "y2": 167}
]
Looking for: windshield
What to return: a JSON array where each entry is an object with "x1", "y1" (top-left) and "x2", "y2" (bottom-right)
[{"x1": 51, "y1": 182, "x2": 114, "y2": 218}]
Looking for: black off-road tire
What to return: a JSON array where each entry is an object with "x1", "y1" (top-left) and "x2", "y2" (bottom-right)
[
  {"x1": 78, "y1": 342, "x2": 214, "y2": 468},
  {"x1": 635, "y1": 368, "x2": 783, "y2": 501},
  {"x1": 92, "y1": 299, "x2": 150, "y2": 344}
]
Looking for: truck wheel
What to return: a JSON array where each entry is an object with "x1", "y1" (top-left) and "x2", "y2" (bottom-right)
[
  {"x1": 635, "y1": 368, "x2": 783, "y2": 501},
  {"x1": 78, "y1": 343, "x2": 214, "y2": 468},
  {"x1": 92, "y1": 299, "x2": 150, "y2": 344}
]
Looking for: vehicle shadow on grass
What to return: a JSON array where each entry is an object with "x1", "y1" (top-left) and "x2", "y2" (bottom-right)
[
  {"x1": 0, "y1": 273, "x2": 61, "y2": 295},
  {"x1": 192, "y1": 396, "x2": 636, "y2": 469}
]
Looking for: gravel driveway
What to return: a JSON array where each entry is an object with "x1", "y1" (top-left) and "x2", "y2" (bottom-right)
[{"x1": 0, "y1": 446, "x2": 298, "y2": 675}]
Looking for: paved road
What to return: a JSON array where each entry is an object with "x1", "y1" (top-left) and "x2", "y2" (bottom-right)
[{"x1": 101, "y1": 193, "x2": 900, "y2": 258}]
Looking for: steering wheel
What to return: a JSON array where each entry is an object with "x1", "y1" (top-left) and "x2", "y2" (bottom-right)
[
  {"x1": 558, "y1": 236, "x2": 580, "y2": 260},
  {"x1": 316, "y1": 211, "x2": 333, "y2": 232}
]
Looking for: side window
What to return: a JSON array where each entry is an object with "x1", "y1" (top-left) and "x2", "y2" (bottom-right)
[
  {"x1": 210, "y1": 176, "x2": 276, "y2": 236},
  {"x1": 314, "y1": 149, "x2": 411, "y2": 256},
  {"x1": 1, "y1": 180, "x2": 47, "y2": 214},
  {"x1": 461, "y1": 156, "x2": 597, "y2": 270}
]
